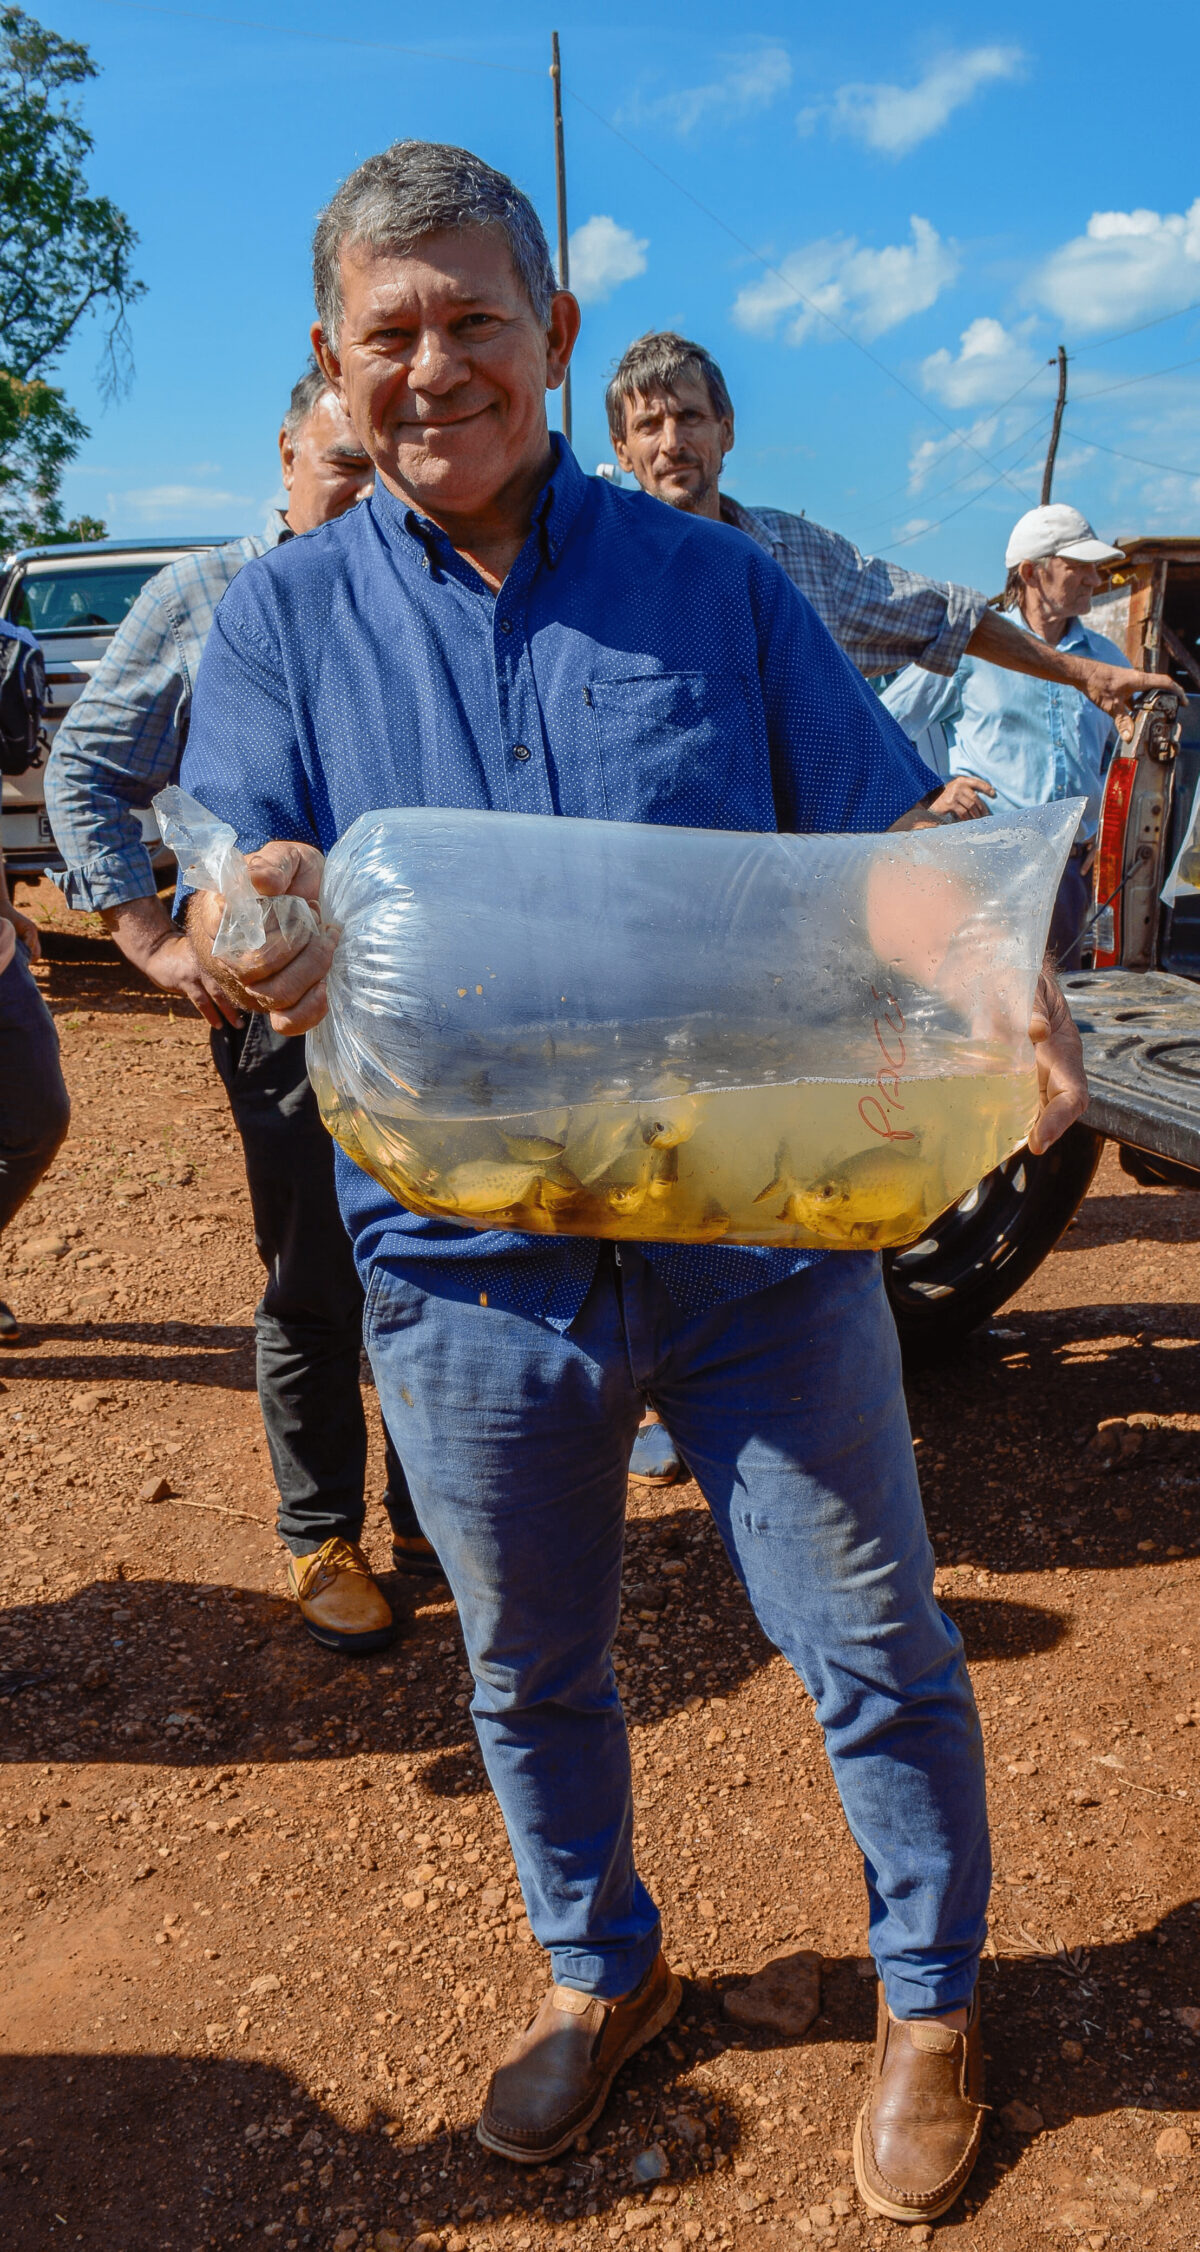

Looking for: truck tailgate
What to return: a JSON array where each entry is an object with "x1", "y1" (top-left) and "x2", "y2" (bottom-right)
[{"x1": 1061, "y1": 968, "x2": 1200, "y2": 1167}]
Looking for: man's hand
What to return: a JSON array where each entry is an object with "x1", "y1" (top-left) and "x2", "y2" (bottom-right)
[
  {"x1": 1076, "y1": 659, "x2": 1182, "y2": 741},
  {"x1": 1028, "y1": 964, "x2": 1088, "y2": 1154},
  {"x1": 928, "y1": 774, "x2": 995, "y2": 821},
  {"x1": 102, "y1": 896, "x2": 242, "y2": 1028},
  {"x1": 0, "y1": 897, "x2": 43, "y2": 962},
  {"x1": 188, "y1": 839, "x2": 334, "y2": 1034}
]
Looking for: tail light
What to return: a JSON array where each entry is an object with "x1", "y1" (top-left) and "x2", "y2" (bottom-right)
[{"x1": 1092, "y1": 754, "x2": 1137, "y2": 968}]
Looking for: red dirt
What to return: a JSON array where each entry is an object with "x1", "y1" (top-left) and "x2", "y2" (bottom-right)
[{"x1": 1, "y1": 891, "x2": 1197, "y2": 2251}]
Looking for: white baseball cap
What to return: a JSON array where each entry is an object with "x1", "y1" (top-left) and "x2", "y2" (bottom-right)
[{"x1": 1005, "y1": 504, "x2": 1124, "y2": 570}]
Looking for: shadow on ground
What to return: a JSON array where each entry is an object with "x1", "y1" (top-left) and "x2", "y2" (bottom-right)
[{"x1": 5, "y1": 1908, "x2": 1198, "y2": 2250}]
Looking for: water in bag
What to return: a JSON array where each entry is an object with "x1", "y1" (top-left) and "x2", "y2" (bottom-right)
[{"x1": 304, "y1": 803, "x2": 1080, "y2": 1251}]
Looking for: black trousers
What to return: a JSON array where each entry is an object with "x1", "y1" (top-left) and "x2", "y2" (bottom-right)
[
  {"x1": 209, "y1": 1014, "x2": 419, "y2": 1553},
  {"x1": 1048, "y1": 853, "x2": 1092, "y2": 973}
]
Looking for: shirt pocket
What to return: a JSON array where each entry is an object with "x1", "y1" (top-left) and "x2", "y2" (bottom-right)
[{"x1": 585, "y1": 671, "x2": 749, "y2": 826}]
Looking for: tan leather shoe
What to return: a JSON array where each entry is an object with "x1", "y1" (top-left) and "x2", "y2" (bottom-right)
[
  {"x1": 853, "y1": 1986, "x2": 985, "y2": 2223},
  {"x1": 477, "y1": 1949, "x2": 681, "y2": 2162},
  {"x1": 286, "y1": 1537, "x2": 396, "y2": 1655},
  {"x1": 390, "y1": 1533, "x2": 445, "y2": 1584}
]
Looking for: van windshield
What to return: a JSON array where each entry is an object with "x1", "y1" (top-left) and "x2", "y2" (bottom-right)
[{"x1": 10, "y1": 564, "x2": 169, "y2": 637}]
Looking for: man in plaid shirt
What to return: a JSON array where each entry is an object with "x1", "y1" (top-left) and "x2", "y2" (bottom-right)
[
  {"x1": 45, "y1": 367, "x2": 436, "y2": 1651},
  {"x1": 608, "y1": 328, "x2": 1175, "y2": 1485}
]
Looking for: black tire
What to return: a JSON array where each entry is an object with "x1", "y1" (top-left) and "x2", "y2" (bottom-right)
[
  {"x1": 883, "y1": 1122, "x2": 1105, "y2": 1365},
  {"x1": 1118, "y1": 1144, "x2": 1200, "y2": 1192}
]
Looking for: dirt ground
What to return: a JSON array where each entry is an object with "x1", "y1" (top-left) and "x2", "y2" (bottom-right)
[{"x1": 2, "y1": 886, "x2": 1197, "y2": 2252}]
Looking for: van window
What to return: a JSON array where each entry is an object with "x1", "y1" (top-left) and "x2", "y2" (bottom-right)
[{"x1": 10, "y1": 564, "x2": 167, "y2": 636}]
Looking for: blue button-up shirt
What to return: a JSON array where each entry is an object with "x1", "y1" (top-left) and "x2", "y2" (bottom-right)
[
  {"x1": 879, "y1": 610, "x2": 1127, "y2": 842},
  {"x1": 179, "y1": 440, "x2": 937, "y2": 1331},
  {"x1": 44, "y1": 517, "x2": 288, "y2": 910}
]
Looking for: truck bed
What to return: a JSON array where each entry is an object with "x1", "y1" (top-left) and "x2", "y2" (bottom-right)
[{"x1": 1061, "y1": 967, "x2": 1200, "y2": 1168}]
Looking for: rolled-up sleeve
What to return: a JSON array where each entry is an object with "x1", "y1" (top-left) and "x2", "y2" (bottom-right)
[
  {"x1": 748, "y1": 552, "x2": 943, "y2": 834},
  {"x1": 745, "y1": 508, "x2": 988, "y2": 679},
  {"x1": 45, "y1": 586, "x2": 190, "y2": 911}
]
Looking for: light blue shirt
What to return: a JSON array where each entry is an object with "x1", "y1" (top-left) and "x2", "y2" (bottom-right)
[{"x1": 879, "y1": 611, "x2": 1127, "y2": 841}]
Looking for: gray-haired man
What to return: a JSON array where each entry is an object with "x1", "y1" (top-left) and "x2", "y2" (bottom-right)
[
  {"x1": 177, "y1": 137, "x2": 1090, "y2": 2230},
  {"x1": 46, "y1": 366, "x2": 436, "y2": 1653}
]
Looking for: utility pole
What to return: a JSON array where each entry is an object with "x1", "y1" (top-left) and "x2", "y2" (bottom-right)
[
  {"x1": 550, "y1": 30, "x2": 572, "y2": 445},
  {"x1": 1041, "y1": 344, "x2": 1067, "y2": 505}
]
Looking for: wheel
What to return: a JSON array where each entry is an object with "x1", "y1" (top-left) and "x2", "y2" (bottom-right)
[
  {"x1": 882, "y1": 1122, "x2": 1105, "y2": 1365},
  {"x1": 1118, "y1": 1144, "x2": 1200, "y2": 1192}
]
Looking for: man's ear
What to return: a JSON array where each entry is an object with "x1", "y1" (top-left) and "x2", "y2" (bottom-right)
[
  {"x1": 611, "y1": 423, "x2": 635, "y2": 476},
  {"x1": 311, "y1": 321, "x2": 348, "y2": 408},
  {"x1": 718, "y1": 411, "x2": 735, "y2": 464},
  {"x1": 278, "y1": 424, "x2": 295, "y2": 492},
  {"x1": 544, "y1": 290, "x2": 582, "y2": 394}
]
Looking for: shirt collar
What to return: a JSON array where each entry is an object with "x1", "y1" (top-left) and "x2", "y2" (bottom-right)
[
  {"x1": 369, "y1": 433, "x2": 588, "y2": 576},
  {"x1": 1014, "y1": 606, "x2": 1091, "y2": 654}
]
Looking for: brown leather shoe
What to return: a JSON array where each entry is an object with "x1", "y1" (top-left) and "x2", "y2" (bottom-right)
[
  {"x1": 853, "y1": 1986, "x2": 985, "y2": 2223},
  {"x1": 286, "y1": 1537, "x2": 396, "y2": 1655},
  {"x1": 477, "y1": 1950, "x2": 682, "y2": 2162}
]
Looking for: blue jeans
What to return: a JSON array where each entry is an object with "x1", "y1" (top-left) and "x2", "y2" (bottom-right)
[
  {"x1": 0, "y1": 944, "x2": 70, "y2": 1238},
  {"x1": 363, "y1": 1244, "x2": 989, "y2": 2018}
]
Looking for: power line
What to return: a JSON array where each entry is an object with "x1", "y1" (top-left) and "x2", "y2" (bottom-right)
[
  {"x1": 854, "y1": 404, "x2": 1052, "y2": 541},
  {"x1": 1072, "y1": 352, "x2": 1200, "y2": 403},
  {"x1": 85, "y1": 0, "x2": 543, "y2": 73},
  {"x1": 879, "y1": 425, "x2": 1051, "y2": 555},
  {"x1": 855, "y1": 359, "x2": 1053, "y2": 521},
  {"x1": 563, "y1": 87, "x2": 1034, "y2": 496},
  {"x1": 1068, "y1": 296, "x2": 1200, "y2": 357},
  {"x1": 1062, "y1": 426, "x2": 1200, "y2": 482}
]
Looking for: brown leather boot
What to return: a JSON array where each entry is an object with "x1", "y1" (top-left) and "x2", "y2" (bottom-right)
[
  {"x1": 477, "y1": 1951, "x2": 681, "y2": 2162},
  {"x1": 286, "y1": 1538, "x2": 396, "y2": 1655},
  {"x1": 853, "y1": 1985, "x2": 986, "y2": 2223}
]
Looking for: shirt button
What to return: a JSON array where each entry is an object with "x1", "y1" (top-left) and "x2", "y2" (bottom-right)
[
  {"x1": 499, "y1": 618, "x2": 513, "y2": 634},
  {"x1": 513, "y1": 744, "x2": 531, "y2": 762}
]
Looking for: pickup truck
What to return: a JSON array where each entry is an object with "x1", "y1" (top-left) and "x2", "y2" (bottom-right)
[
  {"x1": 0, "y1": 534, "x2": 235, "y2": 878},
  {"x1": 885, "y1": 534, "x2": 1200, "y2": 1358}
]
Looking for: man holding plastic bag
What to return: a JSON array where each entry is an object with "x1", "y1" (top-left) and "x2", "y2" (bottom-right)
[{"x1": 178, "y1": 141, "x2": 1087, "y2": 2228}]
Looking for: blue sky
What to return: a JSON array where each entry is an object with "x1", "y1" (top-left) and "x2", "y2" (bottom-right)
[{"x1": 44, "y1": 1, "x2": 1200, "y2": 591}]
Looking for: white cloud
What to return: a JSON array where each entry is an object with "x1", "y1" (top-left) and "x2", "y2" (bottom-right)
[
  {"x1": 921, "y1": 317, "x2": 1043, "y2": 408},
  {"x1": 627, "y1": 45, "x2": 791, "y2": 136},
  {"x1": 732, "y1": 218, "x2": 957, "y2": 345},
  {"x1": 569, "y1": 216, "x2": 648, "y2": 305},
  {"x1": 1033, "y1": 199, "x2": 1200, "y2": 331},
  {"x1": 114, "y1": 484, "x2": 250, "y2": 521},
  {"x1": 804, "y1": 46, "x2": 1023, "y2": 157}
]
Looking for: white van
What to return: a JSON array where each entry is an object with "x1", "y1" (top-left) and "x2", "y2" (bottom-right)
[{"x1": 0, "y1": 535, "x2": 236, "y2": 877}]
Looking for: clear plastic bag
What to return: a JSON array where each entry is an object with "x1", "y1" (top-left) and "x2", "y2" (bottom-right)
[
  {"x1": 305, "y1": 802, "x2": 1080, "y2": 1251},
  {"x1": 153, "y1": 785, "x2": 319, "y2": 962}
]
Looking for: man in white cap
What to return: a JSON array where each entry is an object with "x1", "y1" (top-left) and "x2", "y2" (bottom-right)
[{"x1": 880, "y1": 503, "x2": 1131, "y2": 968}]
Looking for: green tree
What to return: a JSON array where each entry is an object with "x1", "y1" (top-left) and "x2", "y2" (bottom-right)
[{"x1": 0, "y1": 8, "x2": 145, "y2": 547}]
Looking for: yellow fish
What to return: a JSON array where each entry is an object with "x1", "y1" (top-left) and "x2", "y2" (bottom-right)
[
  {"x1": 755, "y1": 1141, "x2": 925, "y2": 1245},
  {"x1": 639, "y1": 1096, "x2": 698, "y2": 1149},
  {"x1": 435, "y1": 1159, "x2": 540, "y2": 1216}
]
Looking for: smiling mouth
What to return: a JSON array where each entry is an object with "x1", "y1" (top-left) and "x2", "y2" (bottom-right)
[{"x1": 398, "y1": 408, "x2": 491, "y2": 436}]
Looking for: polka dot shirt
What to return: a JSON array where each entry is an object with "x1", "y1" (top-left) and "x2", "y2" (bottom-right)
[{"x1": 180, "y1": 438, "x2": 938, "y2": 1328}]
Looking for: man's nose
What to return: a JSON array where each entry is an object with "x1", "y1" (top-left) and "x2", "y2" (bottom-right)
[{"x1": 409, "y1": 323, "x2": 469, "y2": 391}]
